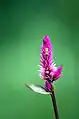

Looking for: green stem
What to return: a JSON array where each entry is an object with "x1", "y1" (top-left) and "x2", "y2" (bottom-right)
[{"x1": 50, "y1": 89, "x2": 59, "y2": 119}]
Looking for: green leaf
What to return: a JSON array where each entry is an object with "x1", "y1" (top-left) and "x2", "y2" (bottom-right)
[{"x1": 25, "y1": 83, "x2": 51, "y2": 95}]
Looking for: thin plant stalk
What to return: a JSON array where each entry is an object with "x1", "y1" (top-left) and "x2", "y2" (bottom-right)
[{"x1": 50, "y1": 87, "x2": 59, "y2": 119}]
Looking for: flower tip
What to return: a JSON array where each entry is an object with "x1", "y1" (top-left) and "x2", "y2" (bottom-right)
[
  {"x1": 53, "y1": 65, "x2": 63, "y2": 80},
  {"x1": 43, "y1": 35, "x2": 51, "y2": 44},
  {"x1": 44, "y1": 35, "x2": 50, "y2": 39}
]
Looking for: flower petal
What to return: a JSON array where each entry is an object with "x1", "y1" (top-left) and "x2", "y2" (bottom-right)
[
  {"x1": 53, "y1": 65, "x2": 63, "y2": 80},
  {"x1": 25, "y1": 83, "x2": 51, "y2": 95}
]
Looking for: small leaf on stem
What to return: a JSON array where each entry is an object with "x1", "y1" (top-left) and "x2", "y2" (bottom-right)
[{"x1": 25, "y1": 83, "x2": 51, "y2": 95}]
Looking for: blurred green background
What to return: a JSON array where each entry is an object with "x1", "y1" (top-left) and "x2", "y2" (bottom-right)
[{"x1": 0, "y1": 0, "x2": 78, "y2": 119}]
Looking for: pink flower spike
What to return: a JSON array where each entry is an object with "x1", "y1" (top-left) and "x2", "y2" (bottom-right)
[
  {"x1": 39, "y1": 35, "x2": 63, "y2": 84},
  {"x1": 53, "y1": 65, "x2": 63, "y2": 81},
  {"x1": 40, "y1": 35, "x2": 54, "y2": 80}
]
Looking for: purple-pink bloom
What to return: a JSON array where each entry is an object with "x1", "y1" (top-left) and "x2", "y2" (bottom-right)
[
  {"x1": 25, "y1": 35, "x2": 61, "y2": 119},
  {"x1": 39, "y1": 35, "x2": 63, "y2": 91}
]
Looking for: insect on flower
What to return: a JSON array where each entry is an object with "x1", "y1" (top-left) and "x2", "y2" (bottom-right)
[{"x1": 25, "y1": 35, "x2": 63, "y2": 94}]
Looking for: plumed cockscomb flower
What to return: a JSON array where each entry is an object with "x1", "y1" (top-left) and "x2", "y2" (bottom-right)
[
  {"x1": 25, "y1": 35, "x2": 63, "y2": 93},
  {"x1": 25, "y1": 35, "x2": 63, "y2": 119},
  {"x1": 39, "y1": 35, "x2": 63, "y2": 91}
]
